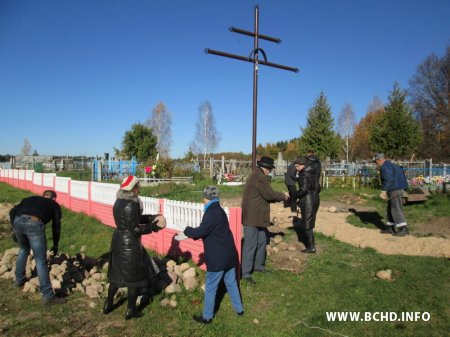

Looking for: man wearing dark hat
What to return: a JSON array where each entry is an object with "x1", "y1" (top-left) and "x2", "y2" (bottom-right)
[
  {"x1": 374, "y1": 153, "x2": 409, "y2": 236},
  {"x1": 241, "y1": 156, "x2": 289, "y2": 284}
]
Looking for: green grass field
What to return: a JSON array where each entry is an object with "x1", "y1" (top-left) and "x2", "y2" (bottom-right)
[{"x1": 0, "y1": 182, "x2": 449, "y2": 337}]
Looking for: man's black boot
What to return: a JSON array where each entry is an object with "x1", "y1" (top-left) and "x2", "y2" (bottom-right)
[
  {"x1": 103, "y1": 299, "x2": 114, "y2": 314},
  {"x1": 125, "y1": 308, "x2": 144, "y2": 320},
  {"x1": 193, "y1": 315, "x2": 212, "y2": 324},
  {"x1": 393, "y1": 227, "x2": 408, "y2": 237},
  {"x1": 380, "y1": 226, "x2": 395, "y2": 234},
  {"x1": 301, "y1": 230, "x2": 316, "y2": 253}
]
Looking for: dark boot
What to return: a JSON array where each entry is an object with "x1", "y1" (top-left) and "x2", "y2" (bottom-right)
[
  {"x1": 125, "y1": 308, "x2": 144, "y2": 320},
  {"x1": 302, "y1": 230, "x2": 316, "y2": 253},
  {"x1": 103, "y1": 299, "x2": 114, "y2": 314},
  {"x1": 380, "y1": 226, "x2": 395, "y2": 234},
  {"x1": 139, "y1": 287, "x2": 153, "y2": 309},
  {"x1": 103, "y1": 284, "x2": 118, "y2": 314},
  {"x1": 125, "y1": 287, "x2": 143, "y2": 320},
  {"x1": 393, "y1": 226, "x2": 408, "y2": 236}
]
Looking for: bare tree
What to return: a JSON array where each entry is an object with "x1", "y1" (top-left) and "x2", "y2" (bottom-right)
[
  {"x1": 192, "y1": 101, "x2": 220, "y2": 165},
  {"x1": 20, "y1": 138, "x2": 32, "y2": 156},
  {"x1": 337, "y1": 103, "x2": 355, "y2": 163},
  {"x1": 408, "y1": 46, "x2": 450, "y2": 160},
  {"x1": 146, "y1": 102, "x2": 172, "y2": 158}
]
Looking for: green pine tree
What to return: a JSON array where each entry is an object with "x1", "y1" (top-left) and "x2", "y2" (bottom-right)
[
  {"x1": 369, "y1": 83, "x2": 422, "y2": 159},
  {"x1": 298, "y1": 92, "x2": 339, "y2": 160},
  {"x1": 121, "y1": 123, "x2": 158, "y2": 162}
]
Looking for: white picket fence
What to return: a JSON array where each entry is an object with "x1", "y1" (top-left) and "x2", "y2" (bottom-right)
[{"x1": 0, "y1": 169, "x2": 230, "y2": 232}]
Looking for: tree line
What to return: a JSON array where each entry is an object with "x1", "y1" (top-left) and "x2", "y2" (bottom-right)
[
  {"x1": 104, "y1": 45, "x2": 450, "y2": 164},
  {"x1": 257, "y1": 46, "x2": 449, "y2": 162}
]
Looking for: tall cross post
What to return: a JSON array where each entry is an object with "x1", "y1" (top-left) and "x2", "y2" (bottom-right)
[{"x1": 205, "y1": 5, "x2": 298, "y2": 170}]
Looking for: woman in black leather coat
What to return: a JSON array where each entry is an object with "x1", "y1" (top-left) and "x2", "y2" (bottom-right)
[
  {"x1": 294, "y1": 157, "x2": 319, "y2": 253},
  {"x1": 103, "y1": 176, "x2": 166, "y2": 320}
]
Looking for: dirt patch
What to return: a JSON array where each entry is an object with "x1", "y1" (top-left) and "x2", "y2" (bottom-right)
[
  {"x1": 267, "y1": 243, "x2": 309, "y2": 274},
  {"x1": 413, "y1": 217, "x2": 450, "y2": 238}
]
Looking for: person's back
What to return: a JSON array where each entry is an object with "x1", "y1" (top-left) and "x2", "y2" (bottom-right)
[
  {"x1": 10, "y1": 190, "x2": 65, "y2": 305},
  {"x1": 381, "y1": 160, "x2": 408, "y2": 191},
  {"x1": 307, "y1": 152, "x2": 321, "y2": 192},
  {"x1": 10, "y1": 196, "x2": 60, "y2": 225},
  {"x1": 284, "y1": 162, "x2": 297, "y2": 186}
]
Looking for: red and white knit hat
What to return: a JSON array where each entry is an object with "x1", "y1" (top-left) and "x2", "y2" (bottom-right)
[{"x1": 120, "y1": 176, "x2": 139, "y2": 191}]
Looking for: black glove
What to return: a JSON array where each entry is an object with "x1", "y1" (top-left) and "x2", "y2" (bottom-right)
[{"x1": 50, "y1": 246, "x2": 58, "y2": 255}]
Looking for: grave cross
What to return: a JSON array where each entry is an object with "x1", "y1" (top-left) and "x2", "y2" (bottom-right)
[{"x1": 205, "y1": 5, "x2": 298, "y2": 170}]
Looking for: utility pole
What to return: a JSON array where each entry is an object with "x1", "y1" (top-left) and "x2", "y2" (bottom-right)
[{"x1": 205, "y1": 5, "x2": 298, "y2": 170}]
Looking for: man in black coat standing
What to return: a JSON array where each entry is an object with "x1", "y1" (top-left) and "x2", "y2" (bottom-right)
[
  {"x1": 294, "y1": 157, "x2": 319, "y2": 253},
  {"x1": 284, "y1": 160, "x2": 299, "y2": 213},
  {"x1": 178, "y1": 186, "x2": 244, "y2": 324}
]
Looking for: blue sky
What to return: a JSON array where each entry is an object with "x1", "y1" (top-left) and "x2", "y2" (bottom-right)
[{"x1": 1, "y1": 0, "x2": 449, "y2": 159}]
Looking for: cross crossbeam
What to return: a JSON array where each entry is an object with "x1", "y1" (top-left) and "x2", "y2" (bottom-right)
[{"x1": 205, "y1": 5, "x2": 298, "y2": 170}]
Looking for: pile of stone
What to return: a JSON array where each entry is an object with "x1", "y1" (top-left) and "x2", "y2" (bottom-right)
[
  {"x1": 266, "y1": 234, "x2": 297, "y2": 256},
  {"x1": 154, "y1": 259, "x2": 201, "y2": 308},
  {"x1": 0, "y1": 247, "x2": 108, "y2": 298},
  {"x1": 0, "y1": 247, "x2": 203, "y2": 308}
]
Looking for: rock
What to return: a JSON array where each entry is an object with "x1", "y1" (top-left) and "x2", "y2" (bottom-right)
[
  {"x1": 0, "y1": 265, "x2": 8, "y2": 276},
  {"x1": 277, "y1": 241, "x2": 289, "y2": 251},
  {"x1": 253, "y1": 318, "x2": 260, "y2": 324},
  {"x1": 182, "y1": 267, "x2": 196, "y2": 279},
  {"x1": 201, "y1": 284, "x2": 205, "y2": 292},
  {"x1": 75, "y1": 283, "x2": 85, "y2": 293},
  {"x1": 169, "y1": 299, "x2": 177, "y2": 308},
  {"x1": 173, "y1": 265, "x2": 182, "y2": 276},
  {"x1": 166, "y1": 260, "x2": 177, "y2": 268},
  {"x1": 165, "y1": 283, "x2": 182, "y2": 294},
  {"x1": 90, "y1": 273, "x2": 103, "y2": 281},
  {"x1": 85, "y1": 285, "x2": 100, "y2": 298},
  {"x1": 273, "y1": 235, "x2": 284, "y2": 244},
  {"x1": 160, "y1": 298, "x2": 171, "y2": 307},
  {"x1": 183, "y1": 277, "x2": 198, "y2": 291},
  {"x1": 89, "y1": 301, "x2": 96, "y2": 308},
  {"x1": 376, "y1": 270, "x2": 392, "y2": 281},
  {"x1": 272, "y1": 246, "x2": 279, "y2": 253},
  {"x1": 51, "y1": 279, "x2": 62, "y2": 289},
  {"x1": 328, "y1": 206, "x2": 337, "y2": 213},
  {"x1": 29, "y1": 277, "x2": 40, "y2": 286},
  {"x1": 80, "y1": 245, "x2": 87, "y2": 253},
  {"x1": 167, "y1": 271, "x2": 178, "y2": 284},
  {"x1": 288, "y1": 246, "x2": 296, "y2": 252},
  {"x1": 179, "y1": 263, "x2": 190, "y2": 272},
  {"x1": 89, "y1": 267, "x2": 98, "y2": 275}
]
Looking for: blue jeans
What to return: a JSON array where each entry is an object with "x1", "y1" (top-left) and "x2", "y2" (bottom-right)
[
  {"x1": 13, "y1": 215, "x2": 54, "y2": 301},
  {"x1": 203, "y1": 267, "x2": 243, "y2": 320}
]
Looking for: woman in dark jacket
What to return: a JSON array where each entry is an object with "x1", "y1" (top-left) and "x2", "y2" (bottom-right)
[
  {"x1": 294, "y1": 157, "x2": 319, "y2": 253},
  {"x1": 103, "y1": 176, "x2": 166, "y2": 320},
  {"x1": 177, "y1": 186, "x2": 243, "y2": 324}
]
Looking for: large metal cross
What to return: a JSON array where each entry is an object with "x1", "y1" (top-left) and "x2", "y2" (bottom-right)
[{"x1": 205, "y1": 5, "x2": 298, "y2": 170}]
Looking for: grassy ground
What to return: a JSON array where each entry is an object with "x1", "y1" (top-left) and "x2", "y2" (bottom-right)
[{"x1": 0, "y1": 182, "x2": 449, "y2": 337}]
